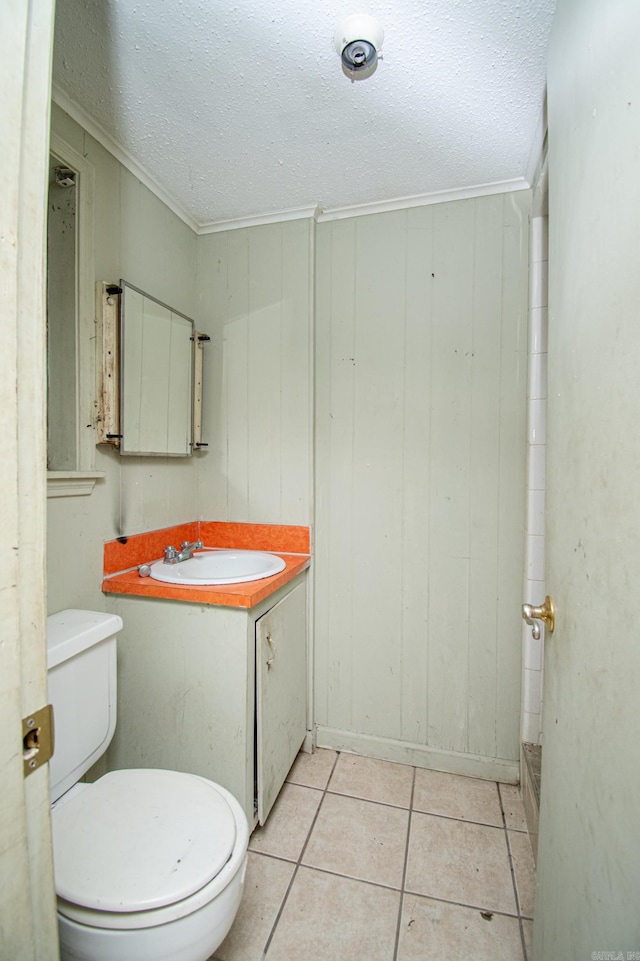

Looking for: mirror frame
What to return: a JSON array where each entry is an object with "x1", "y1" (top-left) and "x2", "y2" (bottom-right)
[{"x1": 46, "y1": 133, "x2": 103, "y2": 496}]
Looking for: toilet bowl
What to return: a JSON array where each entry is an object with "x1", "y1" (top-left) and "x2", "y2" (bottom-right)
[{"x1": 47, "y1": 610, "x2": 249, "y2": 961}]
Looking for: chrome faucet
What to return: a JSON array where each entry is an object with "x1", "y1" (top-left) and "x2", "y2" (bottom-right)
[{"x1": 163, "y1": 540, "x2": 203, "y2": 564}]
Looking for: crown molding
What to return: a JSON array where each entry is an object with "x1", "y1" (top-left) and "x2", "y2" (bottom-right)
[
  {"x1": 198, "y1": 181, "x2": 531, "y2": 233},
  {"x1": 198, "y1": 205, "x2": 321, "y2": 234},
  {"x1": 316, "y1": 178, "x2": 530, "y2": 223},
  {"x1": 51, "y1": 85, "x2": 199, "y2": 233}
]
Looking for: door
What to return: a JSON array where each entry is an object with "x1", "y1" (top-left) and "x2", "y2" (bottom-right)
[
  {"x1": 0, "y1": 1, "x2": 58, "y2": 958},
  {"x1": 533, "y1": 0, "x2": 640, "y2": 956},
  {"x1": 256, "y1": 582, "x2": 307, "y2": 823}
]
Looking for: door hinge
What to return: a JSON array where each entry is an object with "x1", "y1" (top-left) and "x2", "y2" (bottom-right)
[{"x1": 23, "y1": 704, "x2": 54, "y2": 777}]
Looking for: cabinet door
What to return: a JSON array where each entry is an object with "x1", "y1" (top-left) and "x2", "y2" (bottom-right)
[{"x1": 256, "y1": 581, "x2": 307, "y2": 823}]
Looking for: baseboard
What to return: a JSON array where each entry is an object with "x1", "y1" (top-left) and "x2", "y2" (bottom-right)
[{"x1": 315, "y1": 726, "x2": 520, "y2": 784}]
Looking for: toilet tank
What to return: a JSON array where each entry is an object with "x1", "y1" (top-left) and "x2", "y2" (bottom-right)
[{"x1": 47, "y1": 610, "x2": 122, "y2": 803}]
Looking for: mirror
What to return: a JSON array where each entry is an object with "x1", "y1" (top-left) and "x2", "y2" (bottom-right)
[
  {"x1": 120, "y1": 281, "x2": 194, "y2": 456},
  {"x1": 46, "y1": 134, "x2": 97, "y2": 488},
  {"x1": 46, "y1": 153, "x2": 77, "y2": 469}
]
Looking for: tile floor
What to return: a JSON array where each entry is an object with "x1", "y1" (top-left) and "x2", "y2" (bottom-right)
[{"x1": 212, "y1": 750, "x2": 536, "y2": 961}]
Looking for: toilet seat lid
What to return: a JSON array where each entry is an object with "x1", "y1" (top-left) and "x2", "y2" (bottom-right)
[{"x1": 52, "y1": 769, "x2": 237, "y2": 913}]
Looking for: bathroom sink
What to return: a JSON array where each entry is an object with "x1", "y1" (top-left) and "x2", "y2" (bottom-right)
[{"x1": 148, "y1": 549, "x2": 286, "y2": 586}]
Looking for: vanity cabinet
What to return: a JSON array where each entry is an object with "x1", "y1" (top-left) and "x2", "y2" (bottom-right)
[{"x1": 105, "y1": 574, "x2": 308, "y2": 825}]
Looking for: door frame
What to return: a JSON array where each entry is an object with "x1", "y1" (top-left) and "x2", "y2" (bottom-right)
[{"x1": 0, "y1": 1, "x2": 58, "y2": 957}]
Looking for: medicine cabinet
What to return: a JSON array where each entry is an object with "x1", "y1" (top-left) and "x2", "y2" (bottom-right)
[{"x1": 97, "y1": 281, "x2": 207, "y2": 457}]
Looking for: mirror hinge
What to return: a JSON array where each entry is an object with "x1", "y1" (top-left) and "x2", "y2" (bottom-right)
[{"x1": 96, "y1": 281, "x2": 121, "y2": 448}]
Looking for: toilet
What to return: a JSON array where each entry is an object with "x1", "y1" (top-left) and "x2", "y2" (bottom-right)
[{"x1": 47, "y1": 609, "x2": 249, "y2": 961}]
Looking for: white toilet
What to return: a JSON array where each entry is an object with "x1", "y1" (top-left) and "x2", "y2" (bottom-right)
[{"x1": 47, "y1": 609, "x2": 249, "y2": 961}]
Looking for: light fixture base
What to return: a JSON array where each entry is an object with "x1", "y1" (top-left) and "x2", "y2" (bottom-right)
[{"x1": 334, "y1": 15, "x2": 384, "y2": 79}]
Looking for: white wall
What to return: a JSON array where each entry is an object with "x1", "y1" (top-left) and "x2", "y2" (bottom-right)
[
  {"x1": 47, "y1": 104, "x2": 199, "y2": 614},
  {"x1": 196, "y1": 220, "x2": 313, "y2": 525},
  {"x1": 314, "y1": 195, "x2": 530, "y2": 777}
]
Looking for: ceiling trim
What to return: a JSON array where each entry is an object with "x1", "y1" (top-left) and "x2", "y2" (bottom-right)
[
  {"x1": 316, "y1": 178, "x2": 531, "y2": 223},
  {"x1": 198, "y1": 205, "x2": 321, "y2": 235},
  {"x1": 51, "y1": 85, "x2": 200, "y2": 233}
]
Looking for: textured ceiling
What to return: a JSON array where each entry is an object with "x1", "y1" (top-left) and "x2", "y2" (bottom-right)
[{"x1": 52, "y1": 0, "x2": 555, "y2": 228}]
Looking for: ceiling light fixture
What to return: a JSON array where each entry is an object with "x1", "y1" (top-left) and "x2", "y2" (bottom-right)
[{"x1": 334, "y1": 15, "x2": 384, "y2": 80}]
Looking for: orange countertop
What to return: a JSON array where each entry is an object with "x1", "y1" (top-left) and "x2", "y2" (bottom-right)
[{"x1": 102, "y1": 522, "x2": 310, "y2": 609}]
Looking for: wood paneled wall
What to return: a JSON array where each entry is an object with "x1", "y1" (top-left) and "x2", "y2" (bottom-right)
[
  {"x1": 314, "y1": 194, "x2": 529, "y2": 776},
  {"x1": 197, "y1": 220, "x2": 313, "y2": 525}
]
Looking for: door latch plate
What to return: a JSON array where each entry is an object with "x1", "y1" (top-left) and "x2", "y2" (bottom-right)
[{"x1": 23, "y1": 704, "x2": 54, "y2": 777}]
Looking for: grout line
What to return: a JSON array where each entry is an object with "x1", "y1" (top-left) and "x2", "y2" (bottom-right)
[
  {"x1": 246, "y1": 850, "x2": 298, "y2": 867},
  {"x1": 255, "y1": 857, "x2": 526, "y2": 919},
  {"x1": 259, "y1": 750, "x2": 341, "y2": 960},
  {"x1": 498, "y1": 782, "x2": 529, "y2": 961},
  {"x1": 323, "y1": 789, "x2": 413, "y2": 813},
  {"x1": 284, "y1": 862, "x2": 404, "y2": 895},
  {"x1": 261, "y1": 778, "x2": 325, "y2": 793},
  {"x1": 295, "y1": 782, "x2": 508, "y2": 828},
  {"x1": 400, "y1": 889, "x2": 525, "y2": 922},
  {"x1": 411, "y1": 808, "x2": 505, "y2": 830},
  {"x1": 392, "y1": 764, "x2": 417, "y2": 961}
]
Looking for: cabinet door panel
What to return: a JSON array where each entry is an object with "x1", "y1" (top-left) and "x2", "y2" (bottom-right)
[{"x1": 256, "y1": 582, "x2": 307, "y2": 823}]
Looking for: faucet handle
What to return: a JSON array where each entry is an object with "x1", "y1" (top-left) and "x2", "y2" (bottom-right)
[{"x1": 164, "y1": 545, "x2": 178, "y2": 562}]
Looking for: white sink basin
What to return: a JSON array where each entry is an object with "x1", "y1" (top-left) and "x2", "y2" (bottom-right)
[{"x1": 148, "y1": 549, "x2": 286, "y2": 586}]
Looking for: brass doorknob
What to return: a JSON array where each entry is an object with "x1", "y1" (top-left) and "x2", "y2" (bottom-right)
[{"x1": 522, "y1": 595, "x2": 555, "y2": 638}]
